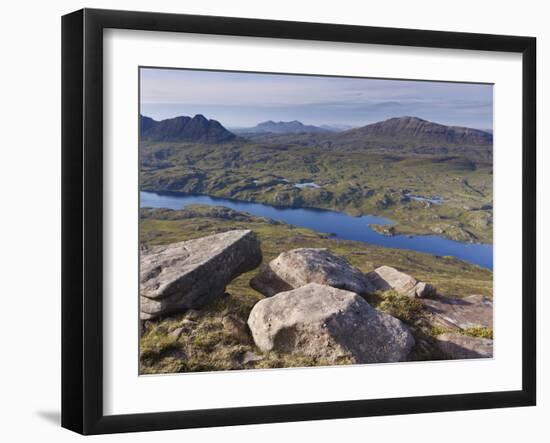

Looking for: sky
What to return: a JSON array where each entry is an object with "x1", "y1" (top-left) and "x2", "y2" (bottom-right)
[{"x1": 140, "y1": 68, "x2": 493, "y2": 130}]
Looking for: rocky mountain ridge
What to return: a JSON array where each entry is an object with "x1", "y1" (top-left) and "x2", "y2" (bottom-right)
[
  {"x1": 140, "y1": 114, "x2": 237, "y2": 143},
  {"x1": 337, "y1": 116, "x2": 492, "y2": 146}
]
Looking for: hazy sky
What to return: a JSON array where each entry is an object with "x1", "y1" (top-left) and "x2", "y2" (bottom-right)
[{"x1": 140, "y1": 68, "x2": 493, "y2": 130}]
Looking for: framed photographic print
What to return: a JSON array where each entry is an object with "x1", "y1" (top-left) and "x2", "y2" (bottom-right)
[{"x1": 61, "y1": 8, "x2": 536, "y2": 435}]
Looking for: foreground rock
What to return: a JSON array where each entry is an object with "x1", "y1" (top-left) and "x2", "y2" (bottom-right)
[
  {"x1": 250, "y1": 248, "x2": 375, "y2": 297},
  {"x1": 248, "y1": 283, "x2": 415, "y2": 364},
  {"x1": 366, "y1": 265, "x2": 435, "y2": 298},
  {"x1": 423, "y1": 294, "x2": 493, "y2": 330},
  {"x1": 435, "y1": 333, "x2": 493, "y2": 359},
  {"x1": 140, "y1": 230, "x2": 261, "y2": 319}
]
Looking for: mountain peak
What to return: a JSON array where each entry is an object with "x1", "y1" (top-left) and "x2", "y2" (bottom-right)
[
  {"x1": 140, "y1": 114, "x2": 236, "y2": 143},
  {"x1": 248, "y1": 120, "x2": 330, "y2": 134},
  {"x1": 391, "y1": 116, "x2": 427, "y2": 123},
  {"x1": 340, "y1": 116, "x2": 492, "y2": 146}
]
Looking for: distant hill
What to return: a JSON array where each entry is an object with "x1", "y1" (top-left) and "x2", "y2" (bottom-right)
[
  {"x1": 140, "y1": 114, "x2": 237, "y2": 143},
  {"x1": 237, "y1": 120, "x2": 332, "y2": 134},
  {"x1": 336, "y1": 116, "x2": 492, "y2": 147},
  {"x1": 237, "y1": 116, "x2": 492, "y2": 159},
  {"x1": 319, "y1": 124, "x2": 356, "y2": 132}
]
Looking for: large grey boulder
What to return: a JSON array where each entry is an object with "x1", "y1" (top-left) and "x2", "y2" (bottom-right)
[
  {"x1": 140, "y1": 230, "x2": 261, "y2": 319},
  {"x1": 423, "y1": 294, "x2": 493, "y2": 330},
  {"x1": 247, "y1": 283, "x2": 415, "y2": 364},
  {"x1": 435, "y1": 333, "x2": 493, "y2": 359},
  {"x1": 366, "y1": 265, "x2": 435, "y2": 298},
  {"x1": 250, "y1": 248, "x2": 375, "y2": 297}
]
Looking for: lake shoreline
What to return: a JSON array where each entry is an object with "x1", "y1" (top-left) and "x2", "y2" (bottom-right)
[
  {"x1": 140, "y1": 190, "x2": 493, "y2": 270},
  {"x1": 140, "y1": 187, "x2": 491, "y2": 245}
]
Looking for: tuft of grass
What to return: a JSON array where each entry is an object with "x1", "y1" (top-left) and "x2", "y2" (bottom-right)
[
  {"x1": 462, "y1": 326, "x2": 493, "y2": 339},
  {"x1": 431, "y1": 325, "x2": 493, "y2": 339},
  {"x1": 430, "y1": 325, "x2": 454, "y2": 336},
  {"x1": 253, "y1": 351, "x2": 351, "y2": 369},
  {"x1": 370, "y1": 290, "x2": 424, "y2": 324},
  {"x1": 140, "y1": 333, "x2": 180, "y2": 365}
]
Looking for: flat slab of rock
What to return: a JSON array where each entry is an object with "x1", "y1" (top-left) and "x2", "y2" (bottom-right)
[
  {"x1": 423, "y1": 294, "x2": 493, "y2": 330},
  {"x1": 435, "y1": 333, "x2": 493, "y2": 359},
  {"x1": 247, "y1": 283, "x2": 415, "y2": 364},
  {"x1": 366, "y1": 265, "x2": 435, "y2": 298},
  {"x1": 140, "y1": 230, "x2": 261, "y2": 319},
  {"x1": 250, "y1": 248, "x2": 375, "y2": 297}
]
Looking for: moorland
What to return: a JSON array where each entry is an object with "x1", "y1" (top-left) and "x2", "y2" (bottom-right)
[
  {"x1": 139, "y1": 113, "x2": 494, "y2": 373},
  {"x1": 140, "y1": 115, "x2": 493, "y2": 243}
]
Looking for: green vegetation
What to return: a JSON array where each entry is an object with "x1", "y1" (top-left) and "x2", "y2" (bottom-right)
[
  {"x1": 139, "y1": 115, "x2": 494, "y2": 372},
  {"x1": 431, "y1": 325, "x2": 494, "y2": 339},
  {"x1": 140, "y1": 140, "x2": 493, "y2": 243},
  {"x1": 367, "y1": 290, "x2": 424, "y2": 324},
  {"x1": 139, "y1": 206, "x2": 493, "y2": 373}
]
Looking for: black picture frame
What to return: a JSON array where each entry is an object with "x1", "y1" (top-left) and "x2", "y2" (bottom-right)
[{"x1": 61, "y1": 8, "x2": 537, "y2": 435}]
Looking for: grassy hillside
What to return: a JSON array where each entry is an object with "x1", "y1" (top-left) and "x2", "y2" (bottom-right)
[
  {"x1": 139, "y1": 206, "x2": 493, "y2": 374},
  {"x1": 140, "y1": 140, "x2": 493, "y2": 243}
]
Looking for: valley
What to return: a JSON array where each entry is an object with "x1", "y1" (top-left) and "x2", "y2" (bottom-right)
[{"x1": 140, "y1": 115, "x2": 493, "y2": 244}]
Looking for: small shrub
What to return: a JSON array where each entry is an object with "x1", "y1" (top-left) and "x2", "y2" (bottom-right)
[
  {"x1": 376, "y1": 290, "x2": 424, "y2": 324},
  {"x1": 430, "y1": 325, "x2": 455, "y2": 336},
  {"x1": 462, "y1": 327, "x2": 493, "y2": 339},
  {"x1": 192, "y1": 330, "x2": 226, "y2": 352}
]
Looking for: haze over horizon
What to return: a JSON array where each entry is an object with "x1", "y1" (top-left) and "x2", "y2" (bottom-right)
[{"x1": 140, "y1": 68, "x2": 493, "y2": 130}]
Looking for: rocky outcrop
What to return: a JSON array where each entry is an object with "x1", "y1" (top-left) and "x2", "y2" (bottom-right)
[
  {"x1": 423, "y1": 294, "x2": 493, "y2": 330},
  {"x1": 366, "y1": 265, "x2": 435, "y2": 298},
  {"x1": 250, "y1": 248, "x2": 375, "y2": 297},
  {"x1": 247, "y1": 283, "x2": 415, "y2": 364},
  {"x1": 140, "y1": 230, "x2": 261, "y2": 319},
  {"x1": 435, "y1": 333, "x2": 493, "y2": 359}
]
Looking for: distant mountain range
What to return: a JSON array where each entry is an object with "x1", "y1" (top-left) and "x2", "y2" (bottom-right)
[
  {"x1": 338, "y1": 116, "x2": 492, "y2": 146},
  {"x1": 140, "y1": 114, "x2": 492, "y2": 149},
  {"x1": 140, "y1": 114, "x2": 236, "y2": 143},
  {"x1": 319, "y1": 124, "x2": 356, "y2": 132},
  {"x1": 235, "y1": 120, "x2": 332, "y2": 134}
]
